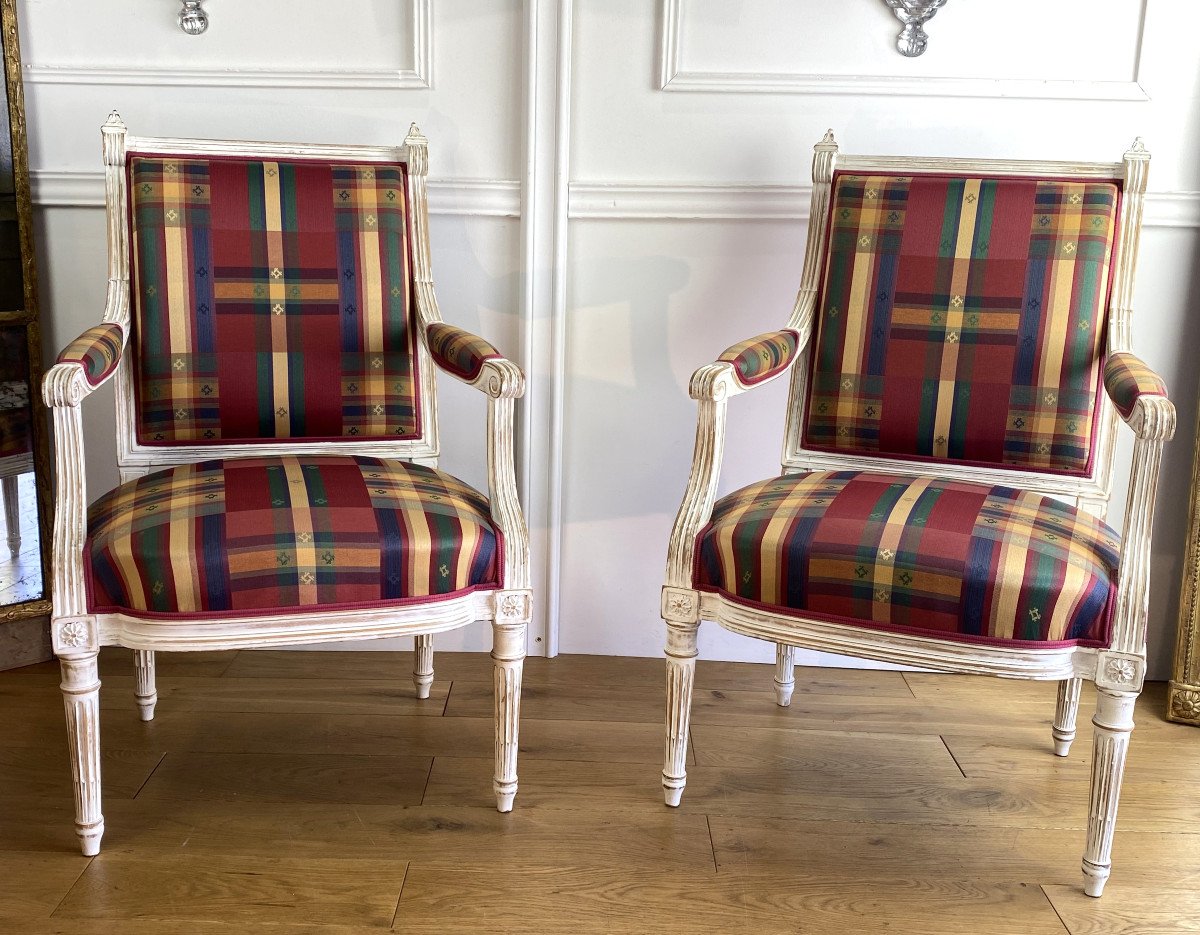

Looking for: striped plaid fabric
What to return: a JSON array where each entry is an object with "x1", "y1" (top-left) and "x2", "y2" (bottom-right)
[
  {"x1": 427, "y1": 322, "x2": 501, "y2": 381},
  {"x1": 805, "y1": 174, "x2": 1119, "y2": 474},
  {"x1": 1104, "y1": 352, "x2": 1167, "y2": 419},
  {"x1": 57, "y1": 322, "x2": 124, "y2": 387},
  {"x1": 128, "y1": 155, "x2": 419, "y2": 445},
  {"x1": 695, "y1": 470, "x2": 1120, "y2": 645},
  {"x1": 87, "y1": 454, "x2": 498, "y2": 615},
  {"x1": 718, "y1": 330, "x2": 801, "y2": 385}
]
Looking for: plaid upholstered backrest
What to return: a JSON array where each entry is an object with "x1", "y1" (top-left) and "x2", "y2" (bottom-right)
[
  {"x1": 127, "y1": 154, "x2": 419, "y2": 445},
  {"x1": 803, "y1": 172, "x2": 1120, "y2": 475}
]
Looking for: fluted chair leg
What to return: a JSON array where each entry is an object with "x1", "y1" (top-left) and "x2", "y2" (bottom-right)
[
  {"x1": 133, "y1": 649, "x2": 157, "y2": 721},
  {"x1": 2, "y1": 474, "x2": 20, "y2": 554},
  {"x1": 663, "y1": 620, "x2": 699, "y2": 807},
  {"x1": 413, "y1": 634, "x2": 434, "y2": 699},
  {"x1": 492, "y1": 620, "x2": 525, "y2": 812},
  {"x1": 61, "y1": 652, "x2": 104, "y2": 856},
  {"x1": 1082, "y1": 687, "x2": 1137, "y2": 897},
  {"x1": 774, "y1": 643, "x2": 796, "y2": 707},
  {"x1": 1053, "y1": 676, "x2": 1082, "y2": 756}
]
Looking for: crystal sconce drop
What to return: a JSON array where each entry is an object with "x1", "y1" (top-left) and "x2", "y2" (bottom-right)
[
  {"x1": 178, "y1": 0, "x2": 209, "y2": 36},
  {"x1": 883, "y1": 0, "x2": 948, "y2": 57}
]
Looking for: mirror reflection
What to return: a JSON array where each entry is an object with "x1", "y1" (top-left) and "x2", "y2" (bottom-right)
[{"x1": 0, "y1": 325, "x2": 40, "y2": 605}]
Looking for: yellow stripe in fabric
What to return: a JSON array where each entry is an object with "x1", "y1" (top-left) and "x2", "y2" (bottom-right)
[
  {"x1": 932, "y1": 179, "x2": 980, "y2": 458},
  {"x1": 1033, "y1": 184, "x2": 1082, "y2": 466},
  {"x1": 870, "y1": 476, "x2": 933, "y2": 623},
  {"x1": 163, "y1": 168, "x2": 192, "y2": 433},
  {"x1": 263, "y1": 163, "x2": 290, "y2": 435},
  {"x1": 839, "y1": 179, "x2": 882, "y2": 426},
  {"x1": 358, "y1": 169, "x2": 385, "y2": 429},
  {"x1": 714, "y1": 476, "x2": 783, "y2": 599},
  {"x1": 110, "y1": 481, "x2": 148, "y2": 611},
  {"x1": 759, "y1": 475, "x2": 817, "y2": 605},
  {"x1": 987, "y1": 496, "x2": 1033, "y2": 638},
  {"x1": 283, "y1": 458, "x2": 319, "y2": 605},
  {"x1": 168, "y1": 464, "x2": 200, "y2": 612}
]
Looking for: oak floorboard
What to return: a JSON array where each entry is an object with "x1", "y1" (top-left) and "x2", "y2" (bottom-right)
[
  {"x1": 393, "y1": 867, "x2": 1069, "y2": 935},
  {"x1": 422, "y1": 755, "x2": 1199, "y2": 832},
  {"x1": 53, "y1": 854, "x2": 409, "y2": 927},
  {"x1": 689, "y1": 723, "x2": 962, "y2": 775},
  {"x1": 5, "y1": 647, "x2": 239, "y2": 679},
  {"x1": 1043, "y1": 884, "x2": 1200, "y2": 935},
  {"x1": 93, "y1": 799, "x2": 716, "y2": 870},
  {"x1": 943, "y1": 725, "x2": 1200, "y2": 784},
  {"x1": 136, "y1": 752, "x2": 433, "y2": 805},
  {"x1": 708, "y1": 816, "x2": 1200, "y2": 888},
  {"x1": 0, "y1": 851, "x2": 91, "y2": 922}
]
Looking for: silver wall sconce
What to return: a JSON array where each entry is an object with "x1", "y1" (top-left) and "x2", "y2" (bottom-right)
[
  {"x1": 178, "y1": 0, "x2": 209, "y2": 35},
  {"x1": 883, "y1": 0, "x2": 948, "y2": 56}
]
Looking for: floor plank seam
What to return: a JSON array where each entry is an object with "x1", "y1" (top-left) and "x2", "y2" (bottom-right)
[
  {"x1": 214, "y1": 650, "x2": 242, "y2": 678},
  {"x1": 131, "y1": 751, "x2": 169, "y2": 799},
  {"x1": 939, "y1": 736, "x2": 969, "y2": 779},
  {"x1": 390, "y1": 861, "x2": 410, "y2": 931},
  {"x1": 899, "y1": 671, "x2": 921, "y2": 699},
  {"x1": 419, "y1": 757, "x2": 435, "y2": 805},
  {"x1": 704, "y1": 814, "x2": 719, "y2": 874},
  {"x1": 1039, "y1": 883, "x2": 1075, "y2": 934},
  {"x1": 440, "y1": 680, "x2": 453, "y2": 716},
  {"x1": 46, "y1": 855, "x2": 94, "y2": 921}
]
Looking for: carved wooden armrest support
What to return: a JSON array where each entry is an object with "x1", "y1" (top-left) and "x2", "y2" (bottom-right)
[
  {"x1": 50, "y1": 321, "x2": 125, "y2": 396},
  {"x1": 425, "y1": 321, "x2": 525, "y2": 399},
  {"x1": 716, "y1": 329, "x2": 802, "y2": 388},
  {"x1": 1104, "y1": 352, "x2": 1171, "y2": 436}
]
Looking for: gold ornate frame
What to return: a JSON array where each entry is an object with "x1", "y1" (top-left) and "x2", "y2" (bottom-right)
[
  {"x1": 0, "y1": 0, "x2": 52, "y2": 622},
  {"x1": 1168, "y1": 415, "x2": 1200, "y2": 725}
]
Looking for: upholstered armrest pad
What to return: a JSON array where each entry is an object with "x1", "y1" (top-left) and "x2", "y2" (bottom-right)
[
  {"x1": 56, "y1": 322, "x2": 124, "y2": 387},
  {"x1": 1104, "y1": 352, "x2": 1167, "y2": 420},
  {"x1": 717, "y1": 329, "x2": 802, "y2": 386},
  {"x1": 427, "y1": 322, "x2": 503, "y2": 382}
]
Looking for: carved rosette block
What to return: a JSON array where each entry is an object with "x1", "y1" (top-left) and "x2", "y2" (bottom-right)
[
  {"x1": 1168, "y1": 684, "x2": 1200, "y2": 725},
  {"x1": 494, "y1": 589, "x2": 533, "y2": 625},
  {"x1": 52, "y1": 618, "x2": 98, "y2": 655},
  {"x1": 661, "y1": 586, "x2": 700, "y2": 623},
  {"x1": 491, "y1": 620, "x2": 526, "y2": 812},
  {"x1": 663, "y1": 620, "x2": 699, "y2": 806},
  {"x1": 1094, "y1": 652, "x2": 1145, "y2": 693}
]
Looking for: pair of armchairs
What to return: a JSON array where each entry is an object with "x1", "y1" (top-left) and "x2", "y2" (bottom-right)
[{"x1": 45, "y1": 118, "x2": 1170, "y2": 900}]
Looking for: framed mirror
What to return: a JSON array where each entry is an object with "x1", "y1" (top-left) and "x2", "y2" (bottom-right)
[{"x1": 0, "y1": 0, "x2": 53, "y2": 655}]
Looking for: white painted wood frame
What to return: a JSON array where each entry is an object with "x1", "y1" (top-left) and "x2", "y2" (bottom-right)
[
  {"x1": 661, "y1": 133, "x2": 1176, "y2": 899},
  {"x1": 42, "y1": 115, "x2": 533, "y2": 856}
]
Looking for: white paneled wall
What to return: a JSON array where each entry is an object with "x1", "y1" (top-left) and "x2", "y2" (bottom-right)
[{"x1": 22, "y1": 1, "x2": 1200, "y2": 675}]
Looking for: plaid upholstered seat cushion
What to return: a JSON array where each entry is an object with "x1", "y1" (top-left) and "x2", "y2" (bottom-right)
[
  {"x1": 805, "y1": 174, "x2": 1119, "y2": 474},
  {"x1": 696, "y1": 471, "x2": 1120, "y2": 646},
  {"x1": 87, "y1": 455, "x2": 499, "y2": 616}
]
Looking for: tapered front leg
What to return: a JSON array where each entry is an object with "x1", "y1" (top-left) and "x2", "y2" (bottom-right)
[
  {"x1": 774, "y1": 643, "x2": 796, "y2": 707},
  {"x1": 60, "y1": 652, "x2": 103, "y2": 855},
  {"x1": 413, "y1": 634, "x2": 434, "y2": 700},
  {"x1": 133, "y1": 650, "x2": 157, "y2": 721},
  {"x1": 1053, "y1": 677, "x2": 1082, "y2": 756},
  {"x1": 491, "y1": 621, "x2": 526, "y2": 812},
  {"x1": 663, "y1": 620, "x2": 699, "y2": 807},
  {"x1": 1082, "y1": 687, "x2": 1138, "y2": 897},
  {"x1": 2, "y1": 474, "x2": 20, "y2": 554}
]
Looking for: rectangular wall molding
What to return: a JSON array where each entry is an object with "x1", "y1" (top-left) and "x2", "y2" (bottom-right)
[
  {"x1": 659, "y1": 0, "x2": 1149, "y2": 101},
  {"x1": 31, "y1": 170, "x2": 519, "y2": 216},
  {"x1": 569, "y1": 182, "x2": 1200, "y2": 229},
  {"x1": 24, "y1": 0, "x2": 431, "y2": 90}
]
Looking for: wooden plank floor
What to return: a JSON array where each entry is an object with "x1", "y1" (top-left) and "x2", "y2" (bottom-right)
[{"x1": 1, "y1": 648, "x2": 1199, "y2": 934}]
